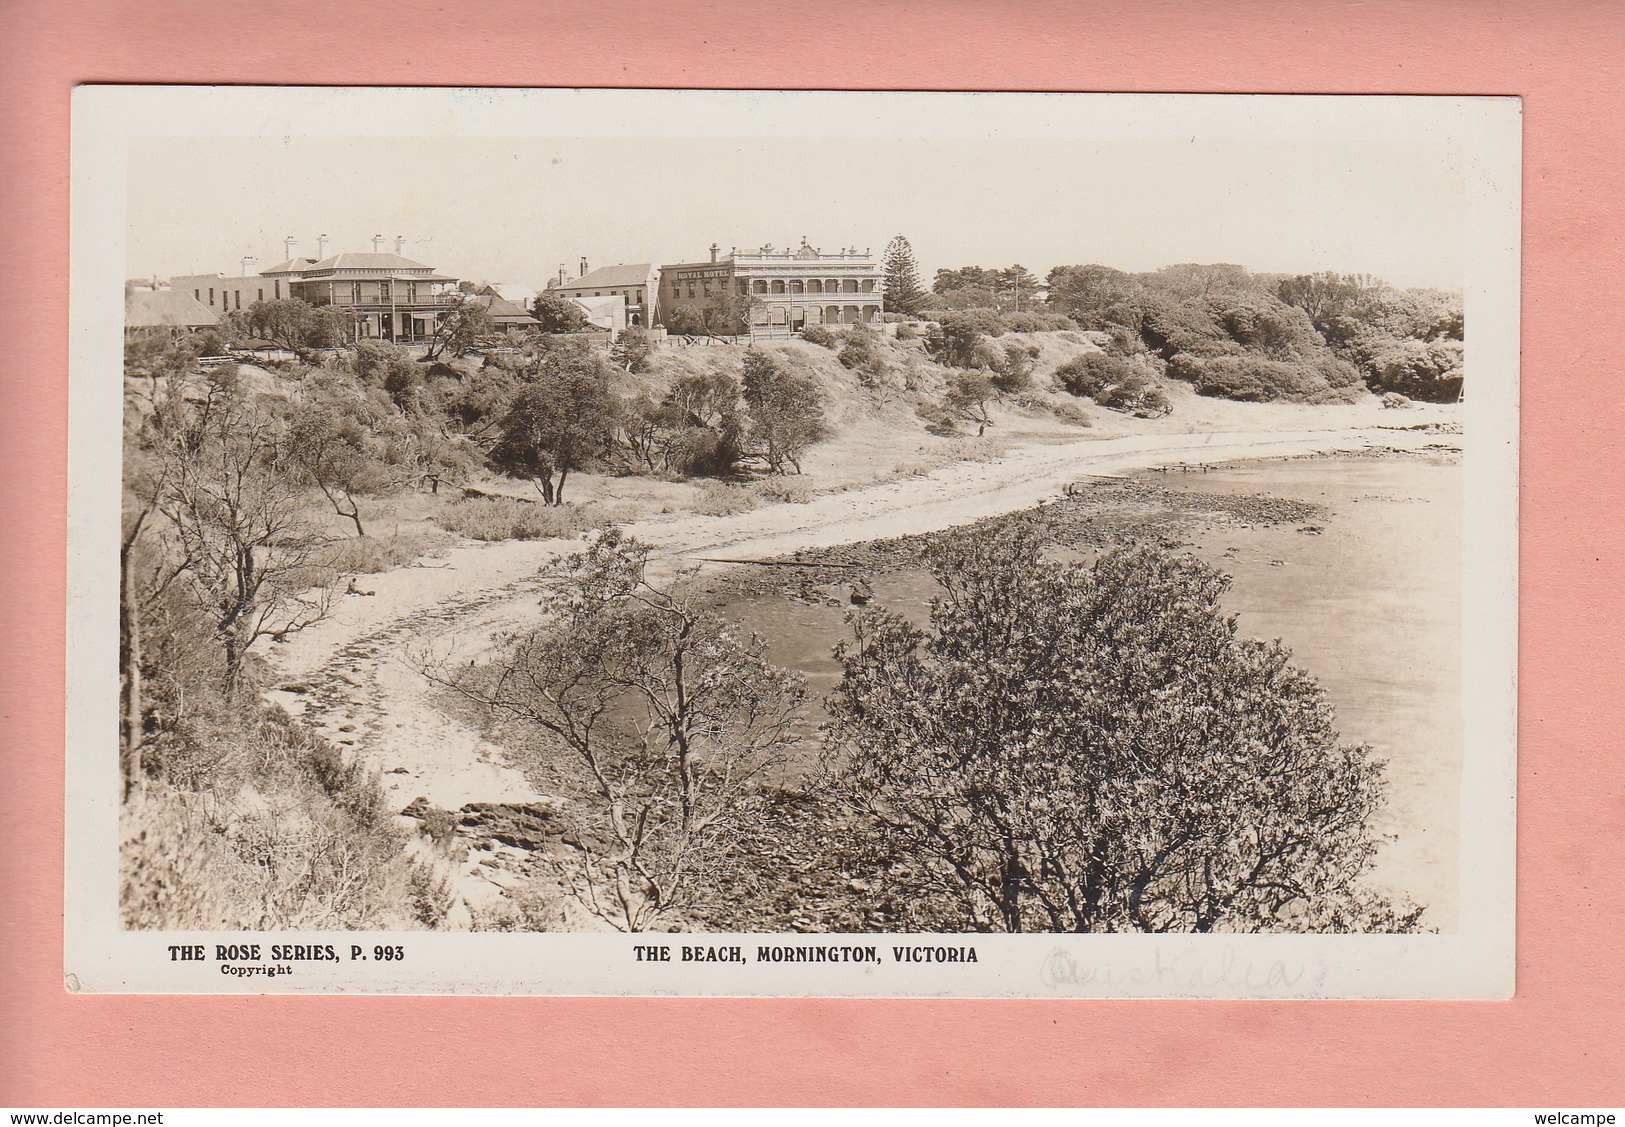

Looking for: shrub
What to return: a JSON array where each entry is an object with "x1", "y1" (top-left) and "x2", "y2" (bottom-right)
[
  {"x1": 800, "y1": 325, "x2": 840, "y2": 349},
  {"x1": 824, "y1": 528, "x2": 1423, "y2": 934},
  {"x1": 1356, "y1": 338, "x2": 1463, "y2": 402},
  {"x1": 691, "y1": 481, "x2": 761, "y2": 517},
  {"x1": 194, "y1": 329, "x2": 231, "y2": 358},
  {"x1": 1055, "y1": 353, "x2": 1132, "y2": 398},
  {"x1": 327, "y1": 529, "x2": 455, "y2": 576},
  {"x1": 434, "y1": 496, "x2": 610, "y2": 541},
  {"x1": 609, "y1": 327, "x2": 655, "y2": 373},
  {"x1": 1001, "y1": 311, "x2": 1076, "y2": 332},
  {"x1": 407, "y1": 859, "x2": 455, "y2": 927},
  {"x1": 752, "y1": 476, "x2": 815, "y2": 504},
  {"x1": 123, "y1": 711, "x2": 420, "y2": 931},
  {"x1": 894, "y1": 323, "x2": 919, "y2": 341},
  {"x1": 344, "y1": 340, "x2": 425, "y2": 409},
  {"x1": 838, "y1": 330, "x2": 891, "y2": 387},
  {"x1": 666, "y1": 426, "x2": 741, "y2": 478},
  {"x1": 1170, "y1": 354, "x2": 1363, "y2": 404},
  {"x1": 1055, "y1": 352, "x2": 1173, "y2": 416},
  {"x1": 991, "y1": 343, "x2": 1039, "y2": 392},
  {"x1": 1092, "y1": 370, "x2": 1167, "y2": 416},
  {"x1": 913, "y1": 399, "x2": 959, "y2": 434},
  {"x1": 415, "y1": 804, "x2": 459, "y2": 848},
  {"x1": 1048, "y1": 398, "x2": 1093, "y2": 427}
]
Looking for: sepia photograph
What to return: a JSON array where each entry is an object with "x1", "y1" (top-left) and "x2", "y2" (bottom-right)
[{"x1": 65, "y1": 87, "x2": 1520, "y2": 997}]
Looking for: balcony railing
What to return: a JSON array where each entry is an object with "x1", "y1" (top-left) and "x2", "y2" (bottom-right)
[{"x1": 301, "y1": 293, "x2": 458, "y2": 310}]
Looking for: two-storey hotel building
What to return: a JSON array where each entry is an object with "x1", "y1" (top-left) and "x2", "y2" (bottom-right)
[{"x1": 658, "y1": 239, "x2": 883, "y2": 334}]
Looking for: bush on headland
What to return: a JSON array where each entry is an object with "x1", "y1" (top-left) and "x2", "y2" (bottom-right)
[{"x1": 1041, "y1": 262, "x2": 1462, "y2": 403}]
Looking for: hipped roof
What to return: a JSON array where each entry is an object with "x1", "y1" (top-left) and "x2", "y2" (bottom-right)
[
  {"x1": 126, "y1": 289, "x2": 219, "y2": 328},
  {"x1": 554, "y1": 263, "x2": 654, "y2": 290}
]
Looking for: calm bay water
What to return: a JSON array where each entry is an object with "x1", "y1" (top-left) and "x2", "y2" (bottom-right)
[{"x1": 717, "y1": 453, "x2": 1463, "y2": 928}]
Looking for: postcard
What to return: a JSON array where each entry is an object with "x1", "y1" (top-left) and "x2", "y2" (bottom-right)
[{"x1": 66, "y1": 86, "x2": 1520, "y2": 997}]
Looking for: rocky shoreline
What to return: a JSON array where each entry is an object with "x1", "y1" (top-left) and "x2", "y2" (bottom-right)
[{"x1": 700, "y1": 473, "x2": 1332, "y2": 601}]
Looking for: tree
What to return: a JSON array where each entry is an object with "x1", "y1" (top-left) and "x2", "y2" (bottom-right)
[
  {"x1": 285, "y1": 406, "x2": 389, "y2": 538},
  {"x1": 530, "y1": 292, "x2": 593, "y2": 334},
  {"x1": 124, "y1": 333, "x2": 202, "y2": 403},
  {"x1": 667, "y1": 292, "x2": 761, "y2": 342},
  {"x1": 423, "y1": 293, "x2": 494, "y2": 361},
  {"x1": 443, "y1": 530, "x2": 805, "y2": 931},
  {"x1": 487, "y1": 349, "x2": 616, "y2": 504},
  {"x1": 933, "y1": 266, "x2": 1001, "y2": 297},
  {"x1": 1044, "y1": 264, "x2": 1148, "y2": 329},
  {"x1": 944, "y1": 370, "x2": 995, "y2": 428},
  {"x1": 995, "y1": 264, "x2": 1040, "y2": 312},
  {"x1": 609, "y1": 327, "x2": 654, "y2": 373},
  {"x1": 148, "y1": 370, "x2": 334, "y2": 698},
  {"x1": 1276, "y1": 272, "x2": 1367, "y2": 328},
  {"x1": 923, "y1": 310, "x2": 1005, "y2": 367},
  {"x1": 242, "y1": 298, "x2": 350, "y2": 358},
  {"x1": 739, "y1": 348, "x2": 828, "y2": 474},
  {"x1": 824, "y1": 524, "x2": 1422, "y2": 934},
  {"x1": 881, "y1": 235, "x2": 927, "y2": 316}
]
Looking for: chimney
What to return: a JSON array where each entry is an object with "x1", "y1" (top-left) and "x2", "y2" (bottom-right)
[
  {"x1": 579, "y1": 256, "x2": 588, "y2": 277},
  {"x1": 284, "y1": 235, "x2": 297, "y2": 261},
  {"x1": 372, "y1": 234, "x2": 385, "y2": 253},
  {"x1": 710, "y1": 243, "x2": 719, "y2": 263},
  {"x1": 240, "y1": 256, "x2": 258, "y2": 276},
  {"x1": 317, "y1": 233, "x2": 329, "y2": 260},
  {"x1": 558, "y1": 263, "x2": 567, "y2": 285},
  {"x1": 395, "y1": 235, "x2": 406, "y2": 255}
]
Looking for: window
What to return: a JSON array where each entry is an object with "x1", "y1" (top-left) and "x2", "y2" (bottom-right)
[
  {"x1": 235, "y1": 291, "x2": 241, "y2": 310},
  {"x1": 275, "y1": 281, "x2": 282, "y2": 299},
  {"x1": 380, "y1": 281, "x2": 391, "y2": 299},
  {"x1": 194, "y1": 289, "x2": 200, "y2": 301},
  {"x1": 208, "y1": 287, "x2": 215, "y2": 305},
  {"x1": 636, "y1": 289, "x2": 644, "y2": 304},
  {"x1": 352, "y1": 282, "x2": 362, "y2": 303},
  {"x1": 257, "y1": 288, "x2": 264, "y2": 301}
]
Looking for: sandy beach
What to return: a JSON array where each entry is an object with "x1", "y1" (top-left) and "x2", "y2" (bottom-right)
[{"x1": 264, "y1": 415, "x2": 1460, "y2": 884}]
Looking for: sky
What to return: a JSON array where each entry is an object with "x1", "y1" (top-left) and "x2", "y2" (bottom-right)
[{"x1": 126, "y1": 134, "x2": 1465, "y2": 293}]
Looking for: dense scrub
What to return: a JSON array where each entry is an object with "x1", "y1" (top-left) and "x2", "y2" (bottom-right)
[
  {"x1": 1043, "y1": 263, "x2": 1462, "y2": 403},
  {"x1": 465, "y1": 522, "x2": 1424, "y2": 935},
  {"x1": 122, "y1": 708, "x2": 451, "y2": 930}
]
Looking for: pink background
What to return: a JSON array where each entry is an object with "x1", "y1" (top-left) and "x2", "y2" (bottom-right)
[{"x1": 3, "y1": 0, "x2": 1622, "y2": 1106}]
